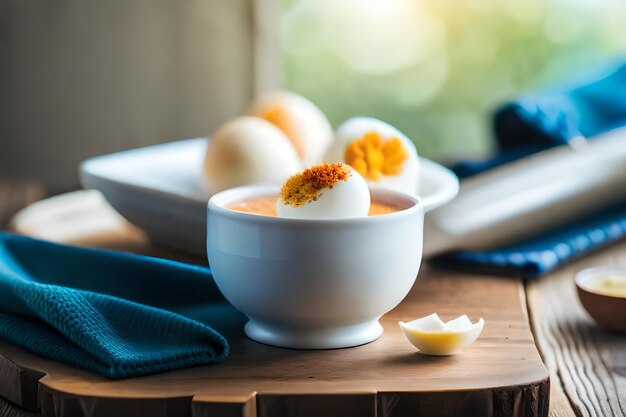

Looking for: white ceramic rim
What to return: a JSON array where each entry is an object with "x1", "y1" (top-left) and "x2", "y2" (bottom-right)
[
  {"x1": 79, "y1": 139, "x2": 210, "y2": 203},
  {"x1": 79, "y1": 138, "x2": 458, "y2": 210},
  {"x1": 418, "y1": 158, "x2": 459, "y2": 212},
  {"x1": 575, "y1": 266, "x2": 626, "y2": 296},
  {"x1": 208, "y1": 184, "x2": 423, "y2": 225}
]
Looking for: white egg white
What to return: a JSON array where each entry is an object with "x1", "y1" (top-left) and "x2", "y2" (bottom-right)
[
  {"x1": 204, "y1": 116, "x2": 301, "y2": 193},
  {"x1": 327, "y1": 117, "x2": 419, "y2": 194},
  {"x1": 249, "y1": 91, "x2": 334, "y2": 166},
  {"x1": 277, "y1": 166, "x2": 370, "y2": 220}
]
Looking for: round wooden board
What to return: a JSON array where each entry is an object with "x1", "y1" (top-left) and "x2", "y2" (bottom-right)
[{"x1": 3, "y1": 191, "x2": 550, "y2": 417}]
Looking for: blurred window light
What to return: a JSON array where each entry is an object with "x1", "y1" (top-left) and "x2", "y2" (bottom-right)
[{"x1": 283, "y1": 0, "x2": 626, "y2": 160}]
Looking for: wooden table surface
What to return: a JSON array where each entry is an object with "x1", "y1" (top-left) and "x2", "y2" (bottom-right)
[
  {"x1": 527, "y1": 245, "x2": 626, "y2": 417},
  {"x1": 1, "y1": 183, "x2": 625, "y2": 417}
]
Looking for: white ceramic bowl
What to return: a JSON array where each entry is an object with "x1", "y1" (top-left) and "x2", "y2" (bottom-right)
[{"x1": 207, "y1": 185, "x2": 424, "y2": 349}]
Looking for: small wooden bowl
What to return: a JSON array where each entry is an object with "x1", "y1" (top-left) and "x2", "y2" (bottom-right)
[{"x1": 575, "y1": 267, "x2": 626, "y2": 333}]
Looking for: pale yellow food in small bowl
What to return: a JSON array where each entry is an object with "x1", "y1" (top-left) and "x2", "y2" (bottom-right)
[{"x1": 576, "y1": 267, "x2": 626, "y2": 333}]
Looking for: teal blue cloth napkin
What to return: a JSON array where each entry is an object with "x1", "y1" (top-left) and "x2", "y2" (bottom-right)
[
  {"x1": 432, "y1": 204, "x2": 626, "y2": 277},
  {"x1": 0, "y1": 232, "x2": 244, "y2": 378}
]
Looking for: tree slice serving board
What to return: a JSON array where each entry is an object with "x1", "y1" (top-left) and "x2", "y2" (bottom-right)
[{"x1": 2, "y1": 191, "x2": 550, "y2": 417}]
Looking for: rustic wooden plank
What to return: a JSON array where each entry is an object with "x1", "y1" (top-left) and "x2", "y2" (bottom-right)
[
  {"x1": 0, "y1": 352, "x2": 45, "y2": 411},
  {"x1": 0, "y1": 395, "x2": 39, "y2": 417},
  {"x1": 378, "y1": 381, "x2": 550, "y2": 417},
  {"x1": 9, "y1": 189, "x2": 200, "y2": 263},
  {"x1": 38, "y1": 390, "x2": 193, "y2": 417},
  {"x1": 547, "y1": 385, "x2": 577, "y2": 417},
  {"x1": 527, "y1": 240, "x2": 626, "y2": 417},
  {"x1": 256, "y1": 392, "x2": 376, "y2": 417},
  {"x1": 192, "y1": 394, "x2": 257, "y2": 417},
  {"x1": 2, "y1": 191, "x2": 550, "y2": 417},
  {"x1": 0, "y1": 268, "x2": 549, "y2": 417},
  {"x1": 0, "y1": 180, "x2": 44, "y2": 229}
]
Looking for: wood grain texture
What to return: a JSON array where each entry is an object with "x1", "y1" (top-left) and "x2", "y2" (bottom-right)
[
  {"x1": 0, "y1": 351, "x2": 45, "y2": 412},
  {"x1": 377, "y1": 381, "x2": 549, "y2": 417},
  {"x1": 0, "y1": 395, "x2": 39, "y2": 417},
  {"x1": 0, "y1": 180, "x2": 44, "y2": 228},
  {"x1": 546, "y1": 385, "x2": 577, "y2": 417},
  {"x1": 9, "y1": 190, "x2": 200, "y2": 263},
  {"x1": 1, "y1": 191, "x2": 550, "y2": 416},
  {"x1": 192, "y1": 394, "x2": 257, "y2": 417},
  {"x1": 527, "y1": 240, "x2": 626, "y2": 417}
]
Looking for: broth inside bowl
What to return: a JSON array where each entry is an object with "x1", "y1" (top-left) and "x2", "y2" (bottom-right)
[{"x1": 225, "y1": 195, "x2": 401, "y2": 217}]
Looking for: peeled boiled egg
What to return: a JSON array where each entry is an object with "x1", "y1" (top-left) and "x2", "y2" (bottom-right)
[
  {"x1": 204, "y1": 117, "x2": 301, "y2": 193},
  {"x1": 326, "y1": 117, "x2": 419, "y2": 194},
  {"x1": 277, "y1": 163, "x2": 370, "y2": 219},
  {"x1": 249, "y1": 91, "x2": 334, "y2": 165},
  {"x1": 399, "y1": 313, "x2": 484, "y2": 356}
]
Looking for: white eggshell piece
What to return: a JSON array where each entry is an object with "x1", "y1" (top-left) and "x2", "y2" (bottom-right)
[
  {"x1": 402, "y1": 313, "x2": 448, "y2": 332},
  {"x1": 399, "y1": 313, "x2": 484, "y2": 356},
  {"x1": 445, "y1": 314, "x2": 473, "y2": 331}
]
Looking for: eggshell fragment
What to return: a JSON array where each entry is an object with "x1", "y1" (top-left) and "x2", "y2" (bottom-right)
[{"x1": 399, "y1": 313, "x2": 484, "y2": 356}]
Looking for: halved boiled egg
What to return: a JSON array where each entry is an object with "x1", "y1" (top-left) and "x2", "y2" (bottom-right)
[
  {"x1": 204, "y1": 117, "x2": 301, "y2": 193},
  {"x1": 399, "y1": 313, "x2": 484, "y2": 355},
  {"x1": 277, "y1": 163, "x2": 370, "y2": 219},
  {"x1": 326, "y1": 117, "x2": 419, "y2": 194},
  {"x1": 249, "y1": 91, "x2": 334, "y2": 165}
]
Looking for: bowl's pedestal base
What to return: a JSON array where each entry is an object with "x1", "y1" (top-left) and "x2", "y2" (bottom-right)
[{"x1": 244, "y1": 319, "x2": 384, "y2": 349}]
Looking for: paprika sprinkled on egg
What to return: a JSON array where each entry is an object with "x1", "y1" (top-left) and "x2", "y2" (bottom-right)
[
  {"x1": 277, "y1": 163, "x2": 370, "y2": 219},
  {"x1": 280, "y1": 163, "x2": 351, "y2": 207}
]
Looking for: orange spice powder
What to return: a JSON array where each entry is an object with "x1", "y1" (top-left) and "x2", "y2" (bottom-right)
[{"x1": 280, "y1": 163, "x2": 352, "y2": 207}]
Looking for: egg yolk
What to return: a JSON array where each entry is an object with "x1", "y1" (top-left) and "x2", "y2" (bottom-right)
[
  {"x1": 344, "y1": 132, "x2": 408, "y2": 181},
  {"x1": 258, "y1": 106, "x2": 303, "y2": 158}
]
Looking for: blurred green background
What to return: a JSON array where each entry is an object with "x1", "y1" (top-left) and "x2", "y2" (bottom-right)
[{"x1": 283, "y1": 0, "x2": 626, "y2": 160}]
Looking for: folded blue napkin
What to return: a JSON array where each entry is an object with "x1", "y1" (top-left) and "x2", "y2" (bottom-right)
[
  {"x1": 432, "y1": 204, "x2": 626, "y2": 277},
  {"x1": 0, "y1": 232, "x2": 244, "y2": 378},
  {"x1": 437, "y1": 62, "x2": 626, "y2": 277},
  {"x1": 452, "y1": 62, "x2": 626, "y2": 178}
]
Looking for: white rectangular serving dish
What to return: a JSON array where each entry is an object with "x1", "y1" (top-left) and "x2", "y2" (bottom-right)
[{"x1": 80, "y1": 138, "x2": 460, "y2": 257}]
